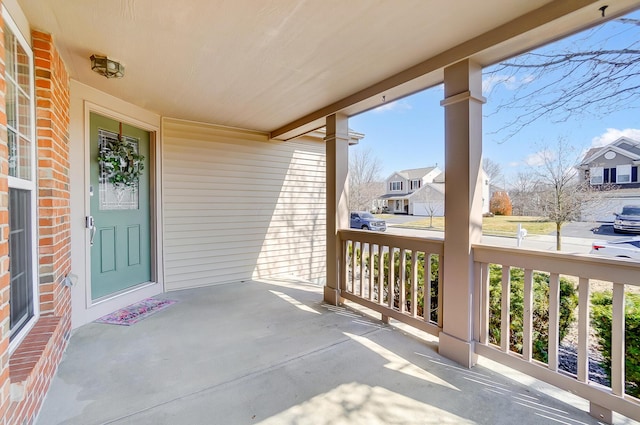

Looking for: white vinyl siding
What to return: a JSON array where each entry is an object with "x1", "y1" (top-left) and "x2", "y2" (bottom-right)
[{"x1": 162, "y1": 119, "x2": 326, "y2": 291}]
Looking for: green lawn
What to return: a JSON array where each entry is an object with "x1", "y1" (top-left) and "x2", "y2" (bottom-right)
[{"x1": 394, "y1": 215, "x2": 556, "y2": 236}]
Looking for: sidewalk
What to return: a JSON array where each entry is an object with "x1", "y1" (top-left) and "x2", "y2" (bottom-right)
[{"x1": 386, "y1": 225, "x2": 594, "y2": 254}]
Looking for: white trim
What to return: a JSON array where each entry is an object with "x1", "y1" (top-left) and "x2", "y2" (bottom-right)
[
  {"x1": 68, "y1": 81, "x2": 164, "y2": 328},
  {"x1": 4, "y1": 6, "x2": 39, "y2": 353},
  {"x1": 582, "y1": 143, "x2": 640, "y2": 165},
  {"x1": 83, "y1": 102, "x2": 163, "y2": 308},
  {"x1": 589, "y1": 166, "x2": 604, "y2": 185},
  {"x1": 1, "y1": 0, "x2": 30, "y2": 46},
  {"x1": 617, "y1": 164, "x2": 632, "y2": 184},
  {"x1": 65, "y1": 84, "x2": 163, "y2": 327}
]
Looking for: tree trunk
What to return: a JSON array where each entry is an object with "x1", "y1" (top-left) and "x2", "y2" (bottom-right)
[{"x1": 556, "y1": 222, "x2": 562, "y2": 251}]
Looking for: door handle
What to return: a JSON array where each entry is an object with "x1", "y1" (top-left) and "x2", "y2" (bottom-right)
[{"x1": 86, "y1": 216, "x2": 96, "y2": 247}]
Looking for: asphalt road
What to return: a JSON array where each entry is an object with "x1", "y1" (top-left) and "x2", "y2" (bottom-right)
[
  {"x1": 383, "y1": 215, "x2": 625, "y2": 241},
  {"x1": 378, "y1": 216, "x2": 640, "y2": 254}
]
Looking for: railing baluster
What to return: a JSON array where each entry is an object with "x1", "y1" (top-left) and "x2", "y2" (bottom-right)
[
  {"x1": 378, "y1": 244, "x2": 384, "y2": 305},
  {"x1": 611, "y1": 282, "x2": 626, "y2": 396},
  {"x1": 400, "y1": 248, "x2": 407, "y2": 313},
  {"x1": 523, "y1": 269, "x2": 533, "y2": 362},
  {"x1": 548, "y1": 273, "x2": 560, "y2": 372},
  {"x1": 388, "y1": 247, "x2": 395, "y2": 308},
  {"x1": 340, "y1": 239, "x2": 348, "y2": 291},
  {"x1": 501, "y1": 265, "x2": 511, "y2": 352},
  {"x1": 350, "y1": 240, "x2": 356, "y2": 294},
  {"x1": 411, "y1": 250, "x2": 418, "y2": 318},
  {"x1": 479, "y1": 262, "x2": 489, "y2": 344},
  {"x1": 369, "y1": 244, "x2": 374, "y2": 301},
  {"x1": 577, "y1": 277, "x2": 590, "y2": 383},
  {"x1": 437, "y1": 254, "x2": 443, "y2": 328},
  {"x1": 425, "y1": 253, "x2": 432, "y2": 322},
  {"x1": 359, "y1": 242, "x2": 365, "y2": 296}
]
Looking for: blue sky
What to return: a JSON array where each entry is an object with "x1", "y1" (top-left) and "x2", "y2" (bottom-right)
[{"x1": 349, "y1": 9, "x2": 640, "y2": 187}]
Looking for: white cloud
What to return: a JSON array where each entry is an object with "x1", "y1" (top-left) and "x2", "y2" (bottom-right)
[
  {"x1": 507, "y1": 161, "x2": 520, "y2": 167},
  {"x1": 590, "y1": 128, "x2": 640, "y2": 148},
  {"x1": 372, "y1": 99, "x2": 412, "y2": 113},
  {"x1": 524, "y1": 149, "x2": 554, "y2": 167},
  {"x1": 482, "y1": 74, "x2": 535, "y2": 95}
]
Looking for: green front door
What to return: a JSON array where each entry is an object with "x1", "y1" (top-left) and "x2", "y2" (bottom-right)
[{"x1": 90, "y1": 113, "x2": 151, "y2": 300}]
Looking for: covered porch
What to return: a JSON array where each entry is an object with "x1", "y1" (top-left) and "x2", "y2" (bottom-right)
[
  {"x1": 37, "y1": 278, "x2": 606, "y2": 425},
  {"x1": 3, "y1": 1, "x2": 640, "y2": 424}
]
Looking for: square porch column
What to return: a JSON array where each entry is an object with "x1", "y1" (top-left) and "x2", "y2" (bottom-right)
[
  {"x1": 439, "y1": 59, "x2": 486, "y2": 367},
  {"x1": 324, "y1": 113, "x2": 350, "y2": 305}
]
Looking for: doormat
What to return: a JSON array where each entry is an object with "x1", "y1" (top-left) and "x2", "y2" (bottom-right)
[{"x1": 95, "y1": 298, "x2": 178, "y2": 326}]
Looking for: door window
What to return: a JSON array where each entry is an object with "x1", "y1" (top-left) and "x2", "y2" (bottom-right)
[{"x1": 98, "y1": 129, "x2": 141, "y2": 210}]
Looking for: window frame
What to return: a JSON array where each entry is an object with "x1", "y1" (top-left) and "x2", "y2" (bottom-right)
[
  {"x1": 4, "y1": 6, "x2": 39, "y2": 353},
  {"x1": 589, "y1": 166, "x2": 603, "y2": 185},
  {"x1": 617, "y1": 164, "x2": 632, "y2": 184}
]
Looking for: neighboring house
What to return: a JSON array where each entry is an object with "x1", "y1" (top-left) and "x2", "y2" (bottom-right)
[
  {"x1": 578, "y1": 137, "x2": 640, "y2": 188},
  {"x1": 380, "y1": 166, "x2": 442, "y2": 213},
  {"x1": 379, "y1": 167, "x2": 490, "y2": 215}
]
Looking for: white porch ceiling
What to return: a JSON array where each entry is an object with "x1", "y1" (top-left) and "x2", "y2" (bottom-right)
[{"x1": 16, "y1": 0, "x2": 640, "y2": 139}]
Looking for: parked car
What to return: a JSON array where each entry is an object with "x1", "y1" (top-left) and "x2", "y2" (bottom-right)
[
  {"x1": 350, "y1": 211, "x2": 386, "y2": 231},
  {"x1": 613, "y1": 205, "x2": 640, "y2": 233},
  {"x1": 590, "y1": 237, "x2": 640, "y2": 260}
]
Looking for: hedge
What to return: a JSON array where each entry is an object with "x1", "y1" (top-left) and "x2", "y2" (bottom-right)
[
  {"x1": 488, "y1": 265, "x2": 578, "y2": 363},
  {"x1": 591, "y1": 291, "x2": 640, "y2": 398}
]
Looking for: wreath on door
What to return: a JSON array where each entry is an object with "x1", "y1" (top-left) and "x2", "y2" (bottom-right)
[{"x1": 97, "y1": 125, "x2": 145, "y2": 188}]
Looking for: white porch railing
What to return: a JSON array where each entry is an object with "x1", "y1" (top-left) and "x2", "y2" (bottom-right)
[
  {"x1": 338, "y1": 229, "x2": 443, "y2": 337},
  {"x1": 337, "y1": 230, "x2": 640, "y2": 421},
  {"x1": 474, "y1": 244, "x2": 640, "y2": 420}
]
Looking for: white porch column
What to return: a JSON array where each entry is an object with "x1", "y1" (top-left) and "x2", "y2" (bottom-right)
[
  {"x1": 324, "y1": 113, "x2": 350, "y2": 305},
  {"x1": 439, "y1": 59, "x2": 486, "y2": 367}
]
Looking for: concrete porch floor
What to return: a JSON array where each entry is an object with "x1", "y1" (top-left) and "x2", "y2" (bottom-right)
[{"x1": 36, "y1": 279, "x2": 626, "y2": 425}]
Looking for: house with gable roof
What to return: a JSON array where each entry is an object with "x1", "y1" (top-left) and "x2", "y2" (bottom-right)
[
  {"x1": 379, "y1": 166, "x2": 442, "y2": 213},
  {"x1": 579, "y1": 137, "x2": 640, "y2": 187},
  {"x1": 379, "y1": 166, "x2": 490, "y2": 215}
]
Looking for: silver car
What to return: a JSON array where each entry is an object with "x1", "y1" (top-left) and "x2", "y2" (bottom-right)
[{"x1": 613, "y1": 205, "x2": 640, "y2": 233}]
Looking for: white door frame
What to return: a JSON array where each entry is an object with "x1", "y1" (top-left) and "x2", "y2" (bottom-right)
[{"x1": 68, "y1": 83, "x2": 164, "y2": 328}]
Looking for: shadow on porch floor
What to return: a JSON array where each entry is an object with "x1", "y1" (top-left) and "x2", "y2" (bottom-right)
[{"x1": 36, "y1": 279, "x2": 622, "y2": 424}]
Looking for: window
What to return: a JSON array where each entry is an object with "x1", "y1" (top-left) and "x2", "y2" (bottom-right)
[
  {"x1": 590, "y1": 167, "x2": 603, "y2": 184},
  {"x1": 410, "y1": 179, "x2": 421, "y2": 190},
  {"x1": 617, "y1": 164, "x2": 631, "y2": 184},
  {"x1": 5, "y1": 9, "x2": 37, "y2": 348},
  {"x1": 390, "y1": 181, "x2": 402, "y2": 191}
]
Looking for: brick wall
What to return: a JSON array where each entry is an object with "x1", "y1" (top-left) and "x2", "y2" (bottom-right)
[
  {"x1": 33, "y1": 30, "x2": 71, "y2": 320},
  {"x1": 0, "y1": 25, "x2": 72, "y2": 425}
]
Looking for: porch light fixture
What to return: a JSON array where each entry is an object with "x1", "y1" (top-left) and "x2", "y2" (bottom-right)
[{"x1": 90, "y1": 54, "x2": 125, "y2": 79}]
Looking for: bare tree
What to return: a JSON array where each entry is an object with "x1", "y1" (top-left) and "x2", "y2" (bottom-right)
[
  {"x1": 530, "y1": 139, "x2": 592, "y2": 250},
  {"x1": 413, "y1": 185, "x2": 444, "y2": 228},
  {"x1": 349, "y1": 147, "x2": 383, "y2": 212},
  {"x1": 509, "y1": 171, "x2": 543, "y2": 216},
  {"x1": 486, "y1": 17, "x2": 640, "y2": 140},
  {"x1": 482, "y1": 157, "x2": 502, "y2": 183}
]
